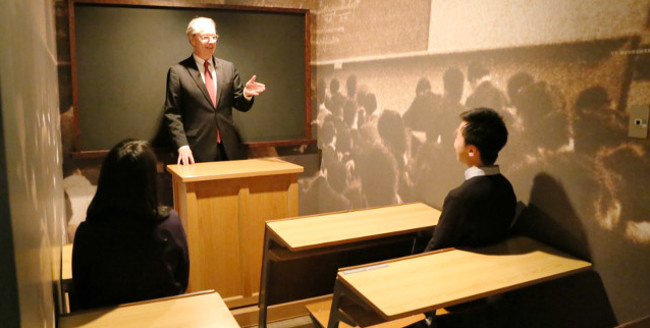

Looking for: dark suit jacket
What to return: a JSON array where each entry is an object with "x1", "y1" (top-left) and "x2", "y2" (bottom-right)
[
  {"x1": 72, "y1": 210, "x2": 189, "y2": 309},
  {"x1": 425, "y1": 174, "x2": 516, "y2": 251},
  {"x1": 164, "y1": 55, "x2": 253, "y2": 162}
]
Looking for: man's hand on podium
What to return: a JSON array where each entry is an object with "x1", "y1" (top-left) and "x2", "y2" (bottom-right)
[{"x1": 178, "y1": 146, "x2": 195, "y2": 165}]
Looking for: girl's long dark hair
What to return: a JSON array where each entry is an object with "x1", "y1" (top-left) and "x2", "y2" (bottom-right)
[{"x1": 86, "y1": 139, "x2": 168, "y2": 223}]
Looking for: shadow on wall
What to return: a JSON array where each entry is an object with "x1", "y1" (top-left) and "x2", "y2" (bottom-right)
[
  {"x1": 434, "y1": 271, "x2": 617, "y2": 328},
  {"x1": 503, "y1": 270, "x2": 617, "y2": 328},
  {"x1": 496, "y1": 172, "x2": 617, "y2": 327},
  {"x1": 512, "y1": 172, "x2": 592, "y2": 261}
]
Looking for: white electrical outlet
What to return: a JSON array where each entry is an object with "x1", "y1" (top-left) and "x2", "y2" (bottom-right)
[{"x1": 629, "y1": 105, "x2": 649, "y2": 139}]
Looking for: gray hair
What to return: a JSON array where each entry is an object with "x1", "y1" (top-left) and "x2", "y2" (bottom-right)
[{"x1": 186, "y1": 17, "x2": 217, "y2": 36}]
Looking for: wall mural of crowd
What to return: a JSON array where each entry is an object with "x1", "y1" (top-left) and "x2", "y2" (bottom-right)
[{"x1": 305, "y1": 54, "x2": 650, "y2": 246}]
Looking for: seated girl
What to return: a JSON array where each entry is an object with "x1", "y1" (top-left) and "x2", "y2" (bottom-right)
[{"x1": 72, "y1": 139, "x2": 189, "y2": 309}]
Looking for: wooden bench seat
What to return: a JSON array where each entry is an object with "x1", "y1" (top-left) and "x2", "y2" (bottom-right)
[
  {"x1": 307, "y1": 298, "x2": 426, "y2": 328},
  {"x1": 616, "y1": 315, "x2": 650, "y2": 328}
]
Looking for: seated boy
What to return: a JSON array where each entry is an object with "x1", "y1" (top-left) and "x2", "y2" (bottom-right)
[
  {"x1": 425, "y1": 107, "x2": 516, "y2": 251},
  {"x1": 409, "y1": 108, "x2": 517, "y2": 328}
]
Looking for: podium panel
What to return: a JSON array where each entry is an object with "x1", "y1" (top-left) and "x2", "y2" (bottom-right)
[{"x1": 167, "y1": 159, "x2": 303, "y2": 308}]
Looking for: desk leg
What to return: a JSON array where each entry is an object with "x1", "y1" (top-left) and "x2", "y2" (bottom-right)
[
  {"x1": 327, "y1": 279, "x2": 346, "y2": 328},
  {"x1": 62, "y1": 279, "x2": 74, "y2": 313},
  {"x1": 258, "y1": 232, "x2": 273, "y2": 328},
  {"x1": 327, "y1": 278, "x2": 363, "y2": 328}
]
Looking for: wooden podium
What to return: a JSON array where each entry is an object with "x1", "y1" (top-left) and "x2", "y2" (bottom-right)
[{"x1": 166, "y1": 158, "x2": 303, "y2": 308}]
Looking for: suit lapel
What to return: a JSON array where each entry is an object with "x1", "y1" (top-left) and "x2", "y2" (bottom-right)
[{"x1": 184, "y1": 55, "x2": 216, "y2": 110}]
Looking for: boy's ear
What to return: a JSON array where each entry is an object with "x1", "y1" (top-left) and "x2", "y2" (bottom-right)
[
  {"x1": 466, "y1": 144, "x2": 483, "y2": 166},
  {"x1": 466, "y1": 144, "x2": 478, "y2": 157}
]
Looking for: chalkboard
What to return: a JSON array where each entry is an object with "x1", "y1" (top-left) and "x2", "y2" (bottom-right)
[{"x1": 72, "y1": 2, "x2": 309, "y2": 151}]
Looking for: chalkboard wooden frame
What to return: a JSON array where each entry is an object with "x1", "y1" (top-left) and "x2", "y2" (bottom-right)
[{"x1": 69, "y1": 0, "x2": 313, "y2": 155}]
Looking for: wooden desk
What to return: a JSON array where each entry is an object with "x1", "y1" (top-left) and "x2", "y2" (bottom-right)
[
  {"x1": 167, "y1": 158, "x2": 303, "y2": 308},
  {"x1": 258, "y1": 202, "x2": 440, "y2": 328},
  {"x1": 58, "y1": 291, "x2": 239, "y2": 328},
  {"x1": 327, "y1": 236, "x2": 592, "y2": 328}
]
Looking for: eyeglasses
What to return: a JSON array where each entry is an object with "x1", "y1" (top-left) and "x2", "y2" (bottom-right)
[{"x1": 197, "y1": 34, "x2": 219, "y2": 42}]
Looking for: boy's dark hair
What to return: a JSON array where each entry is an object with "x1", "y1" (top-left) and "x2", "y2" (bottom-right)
[{"x1": 460, "y1": 107, "x2": 508, "y2": 165}]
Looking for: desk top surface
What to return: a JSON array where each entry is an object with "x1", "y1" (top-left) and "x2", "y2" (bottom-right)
[
  {"x1": 266, "y1": 202, "x2": 440, "y2": 251},
  {"x1": 337, "y1": 236, "x2": 592, "y2": 320},
  {"x1": 58, "y1": 291, "x2": 239, "y2": 328},
  {"x1": 166, "y1": 158, "x2": 303, "y2": 182}
]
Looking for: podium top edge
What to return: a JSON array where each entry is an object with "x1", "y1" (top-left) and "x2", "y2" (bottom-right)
[{"x1": 165, "y1": 158, "x2": 304, "y2": 181}]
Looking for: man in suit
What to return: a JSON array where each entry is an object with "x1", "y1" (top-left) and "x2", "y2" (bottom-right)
[{"x1": 164, "y1": 17, "x2": 266, "y2": 164}]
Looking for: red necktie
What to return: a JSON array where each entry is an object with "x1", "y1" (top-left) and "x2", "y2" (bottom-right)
[
  {"x1": 204, "y1": 60, "x2": 217, "y2": 107},
  {"x1": 204, "y1": 60, "x2": 221, "y2": 143}
]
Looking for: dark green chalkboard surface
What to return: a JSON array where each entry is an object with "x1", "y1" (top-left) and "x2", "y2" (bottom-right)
[{"x1": 73, "y1": 2, "x2": 309, "y2": 151}]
